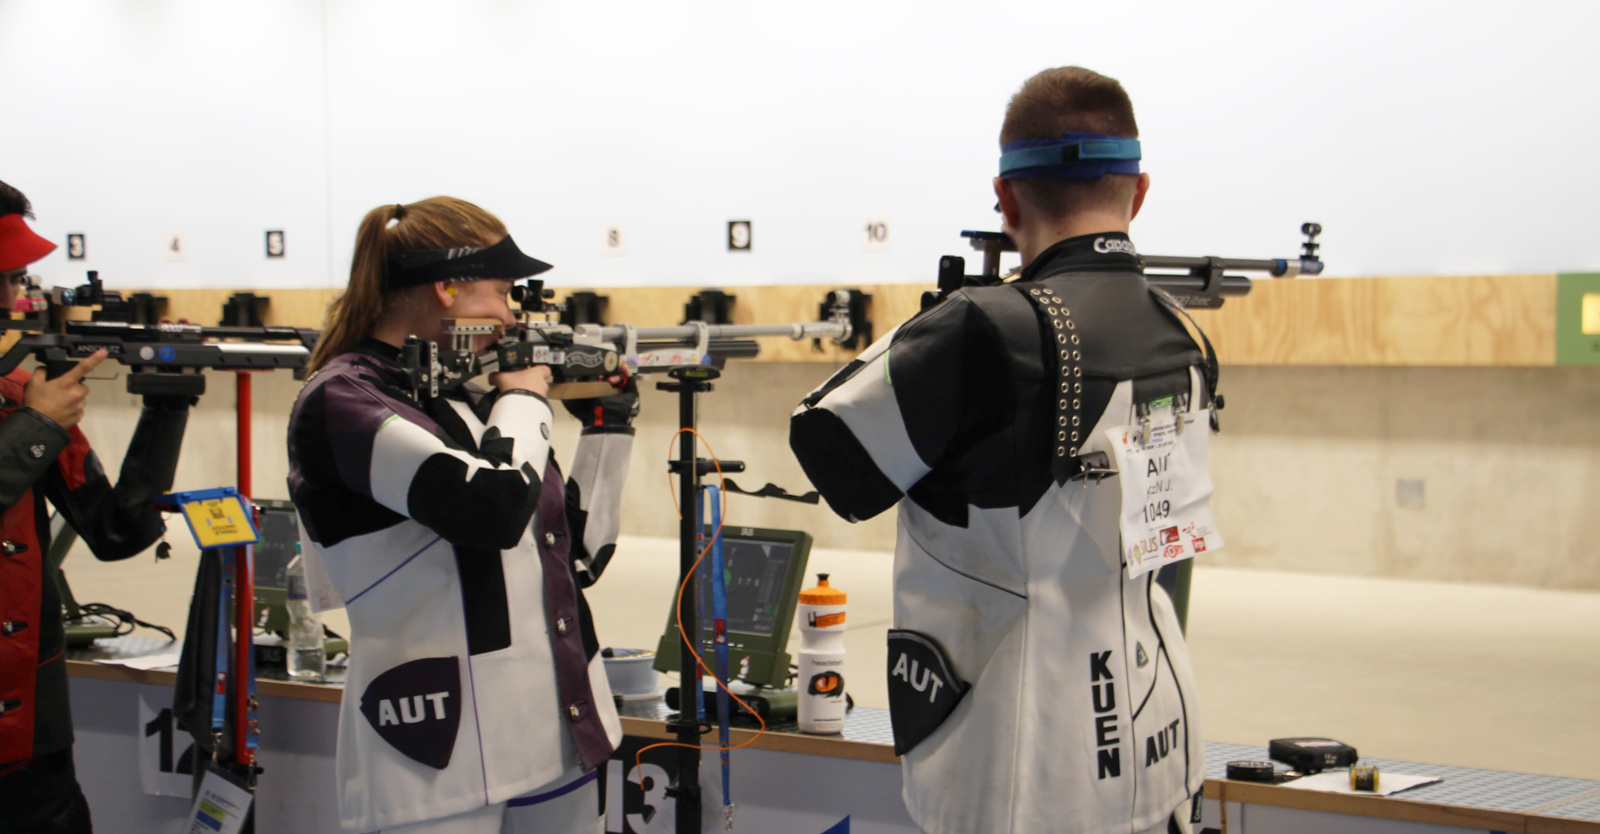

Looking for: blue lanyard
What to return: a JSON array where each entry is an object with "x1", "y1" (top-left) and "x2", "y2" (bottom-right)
[
  {"x1": 241, "y1": 543, "x2": 259, "y2": 755},
  {"x1": 707, "y1": 485, "x2": 731, "y2": 809},
  {"x1": 693, "y1": 492, "x2": 708, "y2": 726},
  {"x1": 210, "y1": 549, "x2": 231, "y2": 736}
]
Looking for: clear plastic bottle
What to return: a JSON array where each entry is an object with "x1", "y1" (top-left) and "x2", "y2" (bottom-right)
[
  {"x1": 285, "y1": 545, "x2": 325, "y2": 682},
  {"x1": 797, "y1": 573, "x2": 847, "y2": 734}
]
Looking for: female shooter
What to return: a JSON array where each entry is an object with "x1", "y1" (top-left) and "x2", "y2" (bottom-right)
[{"x1": 287, "y1": 197, "x2": 637, "y2": 834}]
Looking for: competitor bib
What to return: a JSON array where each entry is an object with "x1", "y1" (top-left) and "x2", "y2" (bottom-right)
[{"x1": 1106, "y1": 401, "x2": 1223, "y2": 579}]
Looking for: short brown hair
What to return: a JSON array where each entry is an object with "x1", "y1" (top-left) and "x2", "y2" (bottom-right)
[{"x1": 1000, "y1": 67, "x2": 1140, "y2": 218}]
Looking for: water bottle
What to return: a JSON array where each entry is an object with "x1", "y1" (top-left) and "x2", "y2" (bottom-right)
[
  {"x1": 285, "y1": 545, "x2": 325, "y2": 682},
  {"x1": 797, "y1": 573, "x2": 847, "y2": 734}
]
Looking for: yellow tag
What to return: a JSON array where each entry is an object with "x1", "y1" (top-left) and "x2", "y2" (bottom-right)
[
  {"x1": 181, "y1": 496, "x2": 258, "y2": 548},
  {"x1": 1583, "y1": 293, "x2": 1600, "y2": 335}
]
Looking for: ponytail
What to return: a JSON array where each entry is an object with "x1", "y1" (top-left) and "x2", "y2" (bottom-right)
[{"x1": 307, "y1": 197, "x2": 508, "y2": 375}]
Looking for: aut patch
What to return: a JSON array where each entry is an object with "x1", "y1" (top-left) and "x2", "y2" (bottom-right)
[
  {"x1": 887, "y1": 630, "x2": 970, "y2": 756},
  {"x1": 359, "y1": 656, "x2": 463, "y2": 769}
]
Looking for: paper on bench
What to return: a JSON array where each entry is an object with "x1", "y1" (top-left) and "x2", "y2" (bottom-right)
[{"x1": 1280, "y1": 769, "x2": 1442, "y2": 797}]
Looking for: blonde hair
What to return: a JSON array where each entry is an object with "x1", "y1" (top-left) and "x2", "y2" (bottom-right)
[{"x1": 308, "y1": 197, "x2": 507, "y2": 374}]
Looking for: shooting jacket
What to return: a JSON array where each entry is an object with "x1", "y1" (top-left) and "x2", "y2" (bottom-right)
[
  {"x1": 286, "y1": 339, "x2": 632, "y2": 832},
  {"x1": 0, "y1": 370, "x2": 189, "y2": 767},
  {"x1": 791, "y1": 233, "x2": 1210, "y2": 834}
]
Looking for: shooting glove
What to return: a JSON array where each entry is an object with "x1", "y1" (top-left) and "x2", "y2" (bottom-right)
[{"x1": 562, "y1": 372, "x2": 639, "y2": 433}]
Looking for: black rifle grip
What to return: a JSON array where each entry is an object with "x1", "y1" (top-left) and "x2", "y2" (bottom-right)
[{"x1": 44, "y1": 357, "x2": 77, "y2": 380}]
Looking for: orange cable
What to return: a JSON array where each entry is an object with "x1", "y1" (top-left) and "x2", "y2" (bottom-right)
[{"x1": 635, "y1": 428, "x2": 768, "y2": 777}]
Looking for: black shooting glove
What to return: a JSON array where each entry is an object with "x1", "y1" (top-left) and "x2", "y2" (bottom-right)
[{"x1": 562, "y1": 371, "x2": 639, "y2": 433}]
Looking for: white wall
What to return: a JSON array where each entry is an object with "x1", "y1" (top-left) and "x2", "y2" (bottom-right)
[
  {"x1": 1, "y1": 0, "x2": 332, "y2": 289},
  {"x1": 4, "y1": 0, "x2": 1599, "y2": 293}
]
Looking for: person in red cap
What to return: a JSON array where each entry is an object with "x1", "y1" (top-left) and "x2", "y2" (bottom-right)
[
  {"x1": 0, "y1": 189, "x2": 59, "y2": 277},
  {"x1": 0, "y1": 181, "x2": 194, "y2": 833}
]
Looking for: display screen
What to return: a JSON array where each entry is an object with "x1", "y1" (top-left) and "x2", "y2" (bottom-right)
[
  {"x1": 253, "y1": 505, "x2": 301, "y2": 591},
  {"x1": 697, "y1": 536, "x2": 794, "y2": 637}
]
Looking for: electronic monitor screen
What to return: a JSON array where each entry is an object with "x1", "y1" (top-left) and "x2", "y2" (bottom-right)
[
  {"x1": 251, "y1": 499, "x2": 300, "y2": 635},
  {"x1": 702, "y1": 536, "x2": 794, "y2": 637},
  {"x1": 654, "y1": 526, "x2": 813, "y2": 688},
  {"x1": 253, "y1": 499, "x2": 300, "y2": 591}
]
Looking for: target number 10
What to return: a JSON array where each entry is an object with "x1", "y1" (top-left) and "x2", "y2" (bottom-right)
[{"x1": 862, "y1": 219, "x2": 890, "y2": 252}]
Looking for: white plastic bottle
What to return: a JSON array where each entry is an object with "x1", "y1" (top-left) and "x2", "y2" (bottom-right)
[
  {"x1": 285, "y1": 545, "x2": 326, "y2": 682},
  {"x1": 797, "y1": 573, "x2": 847, "y2": 734}
]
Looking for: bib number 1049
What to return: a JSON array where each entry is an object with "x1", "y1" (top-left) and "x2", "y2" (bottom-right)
[{"x1": 1141, "y1": 499, "x2": 1172, "y2": 524}]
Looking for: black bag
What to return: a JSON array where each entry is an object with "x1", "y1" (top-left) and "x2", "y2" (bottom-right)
[{"x1": 172, "y1": 550, "x2": 226, "y2": 768}]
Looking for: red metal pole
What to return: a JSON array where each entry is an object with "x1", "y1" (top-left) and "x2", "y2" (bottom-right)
[
  {"x1": 233, "y1": 372, "x2": 254, "y2": 765},
  {"x1": 237, "y1": 372, "x2": 252, "y2": 498}
]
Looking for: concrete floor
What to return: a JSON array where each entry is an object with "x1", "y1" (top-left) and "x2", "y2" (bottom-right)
[{"x1": 66, "y1": 534, "x2": 1600, "y2": 780}]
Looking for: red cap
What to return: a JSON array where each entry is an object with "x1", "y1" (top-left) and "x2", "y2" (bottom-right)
[{"x1": 0, "y1": 213, "x2": 57, "y2": 272}]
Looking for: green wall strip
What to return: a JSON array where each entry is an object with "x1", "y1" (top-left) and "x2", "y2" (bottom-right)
[{"x1": 1556, "y1": 273, "x2": 1600, "y2": 366}]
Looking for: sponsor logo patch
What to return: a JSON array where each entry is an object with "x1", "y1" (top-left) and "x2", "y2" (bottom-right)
[{"x1": 1093, "y1": 236, "x2": 1138, "y2": 255}]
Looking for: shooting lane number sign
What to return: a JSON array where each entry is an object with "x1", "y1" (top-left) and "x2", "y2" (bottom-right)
[{"x1": 727, "y1": 220, "x2": 752, "y2": 251}]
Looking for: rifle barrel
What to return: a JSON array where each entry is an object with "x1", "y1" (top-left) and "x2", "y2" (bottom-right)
[
  {"x1": 1141, "y1": 255, "x2": 1280, "y2": 272},
  {"x1": 614, "y1": 322, "x2": 851, "y2": 343},
  {"x1": 1141, "y1": 254, "x2": 1323, "y2": 277},
  {"x1": 634, "y1": 338, "x2": 761, "y2": 360}
]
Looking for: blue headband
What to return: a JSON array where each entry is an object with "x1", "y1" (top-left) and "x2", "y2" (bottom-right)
[{"x1": 999, "y1": 132, "x2": 1141, "y2": 180}]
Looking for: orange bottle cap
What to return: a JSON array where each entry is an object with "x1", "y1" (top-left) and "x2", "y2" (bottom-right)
[{"x1": 799, "y1": 573, "x2": 847, "y2": 605}]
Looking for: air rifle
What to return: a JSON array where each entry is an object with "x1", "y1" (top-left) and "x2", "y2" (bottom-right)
[
  {"x1": 402, "y1": 279, "x2": 872, "y2": 399},
  {"x1": 0, "y1": 271, "x2": 317, "y2": 397},
  {"x1": 925, "y1": 222, "x2": 1325, "y2": 310}
]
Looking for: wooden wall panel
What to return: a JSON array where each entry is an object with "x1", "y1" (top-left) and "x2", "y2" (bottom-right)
[
  {"x1": 1461, "y1": 274, "x2": 1558, "y2": 365},
  {"x1": 4, "y1": 275, "x2": 1560, "y2": 367},
  {"x1": 1178, "y1": 274, "x2": 1556, "y2": 367}
]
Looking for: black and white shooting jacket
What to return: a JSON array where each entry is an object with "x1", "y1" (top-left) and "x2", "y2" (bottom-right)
[{"x1": 792, "y1": 232, "x2": 1211, "y2": 834}]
